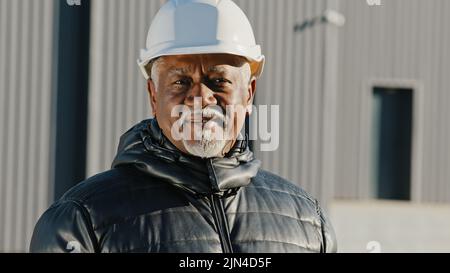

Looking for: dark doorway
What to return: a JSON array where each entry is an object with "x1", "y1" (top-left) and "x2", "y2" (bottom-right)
[{"x1": 371, "y1": 87, "x2": 413, "y2": 200}]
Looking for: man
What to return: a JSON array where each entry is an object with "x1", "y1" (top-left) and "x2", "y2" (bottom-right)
[{"x1": 30, "y1": 0, "x2": 337, "y2": 253}]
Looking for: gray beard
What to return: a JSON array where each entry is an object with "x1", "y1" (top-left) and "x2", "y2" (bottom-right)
[{"x1": 182, "y1": 136, "x2": 228, "y2": 158}]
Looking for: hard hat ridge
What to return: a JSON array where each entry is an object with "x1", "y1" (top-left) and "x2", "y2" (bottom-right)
[{"x1": 173, "y1": 0, "x2": 222, "y2": 6}]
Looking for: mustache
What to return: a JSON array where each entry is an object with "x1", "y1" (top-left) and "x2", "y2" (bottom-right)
[{"x1": 179, "y1": 107, "x2": 228, "y2": 125}]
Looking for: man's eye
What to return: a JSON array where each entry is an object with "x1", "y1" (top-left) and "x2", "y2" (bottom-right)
[
  {"x1": 212, "y1": 78, "x2": 230, "y2": 85},
  {"x1": 174, "y1": 79, "x2": 189, "y2": 86}
]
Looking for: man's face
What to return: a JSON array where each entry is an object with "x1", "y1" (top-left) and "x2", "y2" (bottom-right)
[{"x1": 147, "y1": 54, "x2": 256, "y2": 158}]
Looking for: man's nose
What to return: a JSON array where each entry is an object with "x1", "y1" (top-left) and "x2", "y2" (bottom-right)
[{"x1": 184, "y1": 82, "x2": 218, "y2": 108}]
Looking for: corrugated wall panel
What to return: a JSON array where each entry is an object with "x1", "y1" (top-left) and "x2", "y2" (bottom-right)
[
  {"x1": 86, "y1": 0, "x2": 166, "y2": 176},
  {"x1": 86, "y1": 0, "x2": 183, "y2": 176},
  {"x1": 235, "y1": 0, "x2": 335, "y2": 204},
  {"x1": 86, "y1": 0, "x2": 335, "y2": 204},
  {"x1": 0, "y1": 0, "x2": 55, "y2": 252},
  {"x1": 335, "y1": 0, "x2": 450, "y2": 203}
]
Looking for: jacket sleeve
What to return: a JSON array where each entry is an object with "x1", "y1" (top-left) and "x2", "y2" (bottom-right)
[
  {"x1": 316, "y1": 201, "x2": 338, "y2": 253},
  {"x1": 29, "y1": 199, "x2": 98, "y2": 253}
]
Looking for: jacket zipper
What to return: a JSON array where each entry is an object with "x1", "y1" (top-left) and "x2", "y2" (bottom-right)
[
  {"x1": 207, "y1": 159, "x2": 233, "y2": 253},
  {"x1": 210, "y1": 193, "x2": 233, "y2": 253}
]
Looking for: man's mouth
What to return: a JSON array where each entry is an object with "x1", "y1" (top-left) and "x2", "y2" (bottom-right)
[
  {"x1": 186, "y1": 114, "x2": 224, "y2": 125},
  {"x1": 189, "y1": 117, "x2": 211, "y2": 124}
]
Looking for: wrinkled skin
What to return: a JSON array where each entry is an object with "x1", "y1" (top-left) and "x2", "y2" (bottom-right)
[{"x1": 147, "y1": 53, "x2": 257, "y2": 157}]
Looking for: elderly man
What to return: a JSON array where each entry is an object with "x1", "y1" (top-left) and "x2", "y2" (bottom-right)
[{"x1": 30, "y1": 0, "x2": 336, "y2": 253}]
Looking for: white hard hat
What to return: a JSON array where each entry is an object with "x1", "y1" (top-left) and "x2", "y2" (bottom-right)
[{"x1": 137, "y1": 0, "x2": 265, "y2": 80}]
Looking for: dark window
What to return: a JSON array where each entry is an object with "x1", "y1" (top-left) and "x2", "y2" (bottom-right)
[{"x1": 371, "y1": 87, "x2": 413, "y2": 200}]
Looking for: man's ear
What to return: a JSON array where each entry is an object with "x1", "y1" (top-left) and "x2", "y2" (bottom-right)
[
  {"x1": 246, "y1": 77, "x2": 257, "y2": 115},
  {"x1": 147, "y1": 79, "x2": 157, "y2": 116}
]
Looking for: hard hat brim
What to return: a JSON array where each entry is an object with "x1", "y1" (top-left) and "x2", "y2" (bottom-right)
[{"x1": 138, "y1": 43, "x2": 265, "y2": 80}]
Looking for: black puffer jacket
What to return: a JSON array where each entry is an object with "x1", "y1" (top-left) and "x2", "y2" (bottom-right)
[{"x1": 30, "y1": 119, "x2": 337, "y2": 253}]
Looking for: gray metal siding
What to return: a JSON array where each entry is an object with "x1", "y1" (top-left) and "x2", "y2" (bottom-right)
[
  {"x1": 234, "y1": 0, "x2": 338, "y2": 205},
  {"x1": 0, "y1": 0, "x2": 56, "y2": 252},
  {"x1": 335, "y1": 0, "x2": 450, "y2": 202},
  {"x1": 86, "y1": 0, "x2": 166, "y2": 176}
]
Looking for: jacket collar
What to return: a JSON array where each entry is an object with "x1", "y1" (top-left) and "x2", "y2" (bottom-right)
[{"x1": 112, "y1": 119, "x2": 261, "y2": 196}]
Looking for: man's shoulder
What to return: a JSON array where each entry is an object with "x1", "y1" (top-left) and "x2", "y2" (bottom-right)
[
  {"x1": 48, "y1": 166, "x2": 180, "y2": 230},
  {"x1": 252, "y1": 169, "x2": 318, "y2": 206},
  {"x1": 57, "y1": 166, "x2": 168, "y2": 208},
  {"x1": 60, "y1": 167, "x2": 135, "y2": 202}
]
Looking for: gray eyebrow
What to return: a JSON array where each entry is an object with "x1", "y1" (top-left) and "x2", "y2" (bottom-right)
[
  {"x1": 168, "y1": 66, "x2": 227, "y2": 76},
  {"x1": 167, "y1": 67, "x2": 190, "y2": 76},
  {"x1": 207, "y1": 66, "x2": 227, "y2": 73}
]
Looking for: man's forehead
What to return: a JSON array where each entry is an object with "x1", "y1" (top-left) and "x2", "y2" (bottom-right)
[
  {"x1": 161, "y1": 54, "x2": 247, "y2": 74},
  {"x1": 166, "y1": 65, "x2": 228, "y2": 75}
]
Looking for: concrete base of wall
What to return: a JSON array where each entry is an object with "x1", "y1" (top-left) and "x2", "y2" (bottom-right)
[{"x1": 329, "y1": 200, "x2": 450, "y2": 253}]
